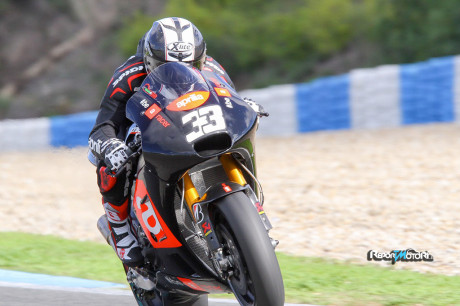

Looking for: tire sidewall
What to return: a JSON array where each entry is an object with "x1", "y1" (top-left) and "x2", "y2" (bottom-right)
[{"x1": 214, "y1": 192, "x2": 285, "y2": 306}]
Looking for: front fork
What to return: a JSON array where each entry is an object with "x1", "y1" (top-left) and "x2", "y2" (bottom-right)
[
  {"x1": 181, "y1": 153, "x2": 274, "y2": 277},
  {"x1": 183, "y1": 153, "x2": 247, "y2": 206}
]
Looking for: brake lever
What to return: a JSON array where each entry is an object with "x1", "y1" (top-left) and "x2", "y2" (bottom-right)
[{"x1": 258, "y1": 111, "x2": 269, "y2": 117}]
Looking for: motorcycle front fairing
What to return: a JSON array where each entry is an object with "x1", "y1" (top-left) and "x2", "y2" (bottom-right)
[
  {"x1": 126, "y1": 63, "x2": 258, "y2": 292},
  {"x1": 126, "y1": 62, "x2": 258, "y2": 182}
]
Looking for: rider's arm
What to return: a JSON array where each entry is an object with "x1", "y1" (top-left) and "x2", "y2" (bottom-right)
[
  {"x1": 204, "y1": 56, "x2": 236, "y2": 90},
  {"x1": 88, "y1": 55, "x2": 147, "y2": 161}
]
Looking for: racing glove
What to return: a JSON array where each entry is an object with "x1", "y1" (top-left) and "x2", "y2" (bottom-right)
[
  {"x1": 102, "y1": 138, "x2": 131, "y2": 172},
  {"x1": 243, "y1": 97, "x2": 269, "y2": 117}
]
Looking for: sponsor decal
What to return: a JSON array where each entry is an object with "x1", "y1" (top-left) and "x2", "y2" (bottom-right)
[
  {"x1": 206, "y1": 61, "x2": 225, "y2": 75},
  {"x1": 143, "y1": 84, "x2": 157, "y2": 98},
  {"x1": 112, "y1": 65, "x2": 144, "y2": 87},
  {"x1": 167, "y1": 42, "x2": 193, "y2": 52},
  {"x1": 167, "y1": 91, "x2": 210, "y2": 111},
  {"x1": 255, "y1": 202, "x2": 265, "y2": 214},
  {"x1": 145, "y1": 104, "x2": 161, "y2": 119},
  {"x1": 88, "y1": 138, "x2": 102, "y2": 154},
  {"x1": 222, "y1": 183, "x2": 232, "y2": 193},
  {"x1": 140, "y1": 99, "x2": 149, "y2": 109},
  {"x1": 214, "y1": 87, "x2": 231, "y2": 97},
  {"x1": 144, "y1": 103, "x2": 170, "y2": 128},
  {"x1": 118, "y1": 248, "x2": 125, "y2": 259},
  {"x1": 133, "y1": 179, "x2": 182, "y2": 248},
  {"x1": 136, "y1": 194, "x2": 167, "y2": 243},
  {"x1": 155, "y1": 114, "x2": 170, "y2": 127},
  {"x1": 202, "y1": 222, "x2": 212, "y2": 236},
  {"x1": 367, "y1": 249, "x2": 434, "y2": 265},
  {"x1": 193, "y1": 204, "x2": 204, "y2": 223},
  {"x1": 224, "y1": 97, "x2": 233, "y2": 108}
]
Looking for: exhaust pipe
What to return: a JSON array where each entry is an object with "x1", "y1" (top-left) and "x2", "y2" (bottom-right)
[{"x1": 97, "y1": 215, "x2": 117, "y2": 253}]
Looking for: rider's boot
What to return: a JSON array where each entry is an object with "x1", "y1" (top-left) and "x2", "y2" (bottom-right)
[{"x1": 103, "y1": 199, "x2": 144, "y2": 267}]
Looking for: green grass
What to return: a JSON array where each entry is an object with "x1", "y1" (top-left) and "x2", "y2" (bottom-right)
[
  {"x1": 278, "y1": 254, "x2": 460, "y2": 305},
  {"x1": 1, "y1": 232, "x2": 459, "y2": 305},
  {"x1": 0, "y1": 232, "x2": 125, "y2": 283}
]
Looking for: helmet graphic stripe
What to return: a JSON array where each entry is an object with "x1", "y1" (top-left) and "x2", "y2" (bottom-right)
[
  {"x1": 158, "y1": 19, "x2": 177, "y2": 61},
  {"x1": 180, "y1": 20, "x2": 195, "y2": 60}
]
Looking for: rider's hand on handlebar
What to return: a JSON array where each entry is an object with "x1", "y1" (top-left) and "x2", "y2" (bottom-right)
[
  {"x1": 102, "y1": 138, "x2": 132, "y2": 173},
  {"x1": 243, "y1": 97, "x2": 269, "y2": 117}
]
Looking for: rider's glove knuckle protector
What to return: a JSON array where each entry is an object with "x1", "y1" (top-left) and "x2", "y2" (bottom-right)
[
  {"x1": 243, "y1": 97, "x2": 269, "y2": 117},
  {"x1": 102, "y1": 138, "x2": 130, "y2": 171}
]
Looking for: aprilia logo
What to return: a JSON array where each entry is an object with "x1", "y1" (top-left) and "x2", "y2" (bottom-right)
[
  {"x1": 136, "y1": 196, "x2": 167, "y2": 242},
  {"x1": 133, "y1": 180, "x2": 182, "y2": 249},
  {"x1": 167, "y1": 91, "x2": 210, "y2": 111}
]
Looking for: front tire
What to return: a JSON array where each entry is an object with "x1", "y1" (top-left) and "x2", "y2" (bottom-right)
[{"x1": 213, "y1": 192, "x2": 284, "y2": 306}]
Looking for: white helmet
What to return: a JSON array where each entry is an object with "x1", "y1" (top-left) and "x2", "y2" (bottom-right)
[{"x1": 143, "y1": 17, "x2": 207, "y2": 73}]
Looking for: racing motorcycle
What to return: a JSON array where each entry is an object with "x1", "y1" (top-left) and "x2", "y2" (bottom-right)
[{"x1": 97, "y1": 62, "x2": 284, "y2": 306}]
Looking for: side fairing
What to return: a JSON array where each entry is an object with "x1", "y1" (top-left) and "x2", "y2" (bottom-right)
[{"x1": 132, "y1": 178, "x2": 182, "y2": 249}]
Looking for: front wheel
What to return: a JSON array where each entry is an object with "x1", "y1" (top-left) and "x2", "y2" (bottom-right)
[{"x1": 213, "y1": 192, "x2": 285, "y2": 306}]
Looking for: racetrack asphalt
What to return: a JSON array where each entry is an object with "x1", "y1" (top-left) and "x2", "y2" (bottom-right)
[{"x1": 0, "y1": 270, "x2": 314, "y2": 306}]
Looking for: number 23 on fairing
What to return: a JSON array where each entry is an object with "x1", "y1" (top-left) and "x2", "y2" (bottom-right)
[{"x1": 182, "y1": 105, "x2": 226, "y2": 143}]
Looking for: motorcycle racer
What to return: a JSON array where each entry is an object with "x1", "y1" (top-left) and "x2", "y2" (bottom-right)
[{"x1": 88, "y1": 17, "x2": 261, "y2": 268}]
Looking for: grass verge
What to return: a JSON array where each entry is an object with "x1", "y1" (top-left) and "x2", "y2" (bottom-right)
[{"x1": 1, "y1": 232, "x2": 459, "y2": 305}]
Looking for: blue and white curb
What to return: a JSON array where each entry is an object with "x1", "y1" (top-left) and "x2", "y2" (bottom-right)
[
  {"x1": 2, "y1": 55, "x2": 459, "y2": 151},
  {"x1": 0, "y1": 111, "x2": 97, "y2": 151},
  {"x1": 242, "y1": 55, "x2": 460, "y2": 135},
  {"x1": 240, "y1": 84, "x2": 297, "y2": 136}
]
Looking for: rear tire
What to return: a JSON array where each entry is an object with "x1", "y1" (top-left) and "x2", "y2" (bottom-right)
[{"x1": 213, "y1": 192, "x2": 284, "y2": 306}]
